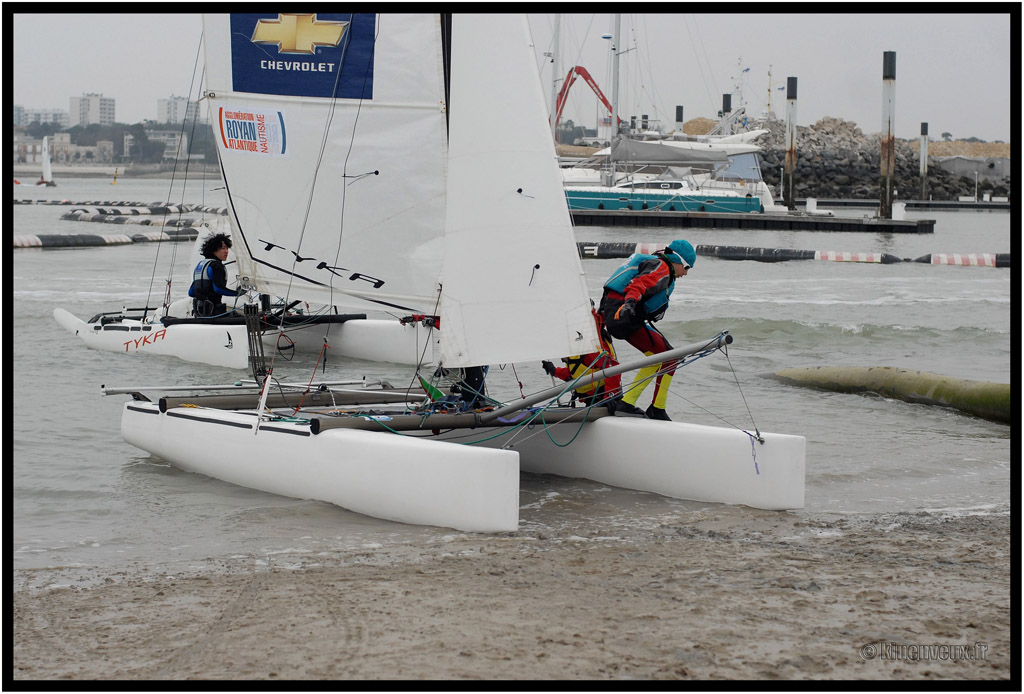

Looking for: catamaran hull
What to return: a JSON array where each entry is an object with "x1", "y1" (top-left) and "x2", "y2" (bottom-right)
[
  {"x1": 121, "y1": 401, "x2": 804, "y2": 532},
  {"x1": 55, "y1": 308, "x2": 438, "y2": 368},
  {"x1": 55, "y1": 308, "x2": 251, "y2": 369},
  {"x1": 303, "y1": 320, "x2": 439, "y2": 365},
  {"x1": 500, "y1": 417, "x2": 805, "y2": 511},
  {"x1": 249, "y1": 317, "x2": 439, "y2": 365},
  {"x1": 121, "y1": 401, "x2": 520, "y2": 532}
]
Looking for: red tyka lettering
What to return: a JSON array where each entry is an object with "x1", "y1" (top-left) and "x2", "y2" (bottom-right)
[{"x1": 122, "y1": 329, "x2": 167, "y2": 352}]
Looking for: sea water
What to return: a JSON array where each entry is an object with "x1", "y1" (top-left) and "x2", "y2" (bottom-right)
[{"x1": 12, "y1": 178, "x2": 1012, "y2": 581}]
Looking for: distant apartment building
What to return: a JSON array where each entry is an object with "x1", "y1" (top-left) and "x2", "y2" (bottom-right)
[
  {"x1": 12, "y1": 131, "x2": 44, "y2": 163},
  {"x1": 13, "y1": 130, "x2": 112, "y2": 165},
  {"x1": 50, "y1": 132, "x2": 72, "y2": 163},
  {"x1": 146, "y1": 130, "x2": 190, "y2": 161},
  {"x1": 70, "y1": 93, "x2": 116, "y2": 127},
  {"x1": 15, "y1": 106, "x2": 71, "y2": 128},
  {"x1": 157, "y1": 95, "x2": 200, "y2": 124}
]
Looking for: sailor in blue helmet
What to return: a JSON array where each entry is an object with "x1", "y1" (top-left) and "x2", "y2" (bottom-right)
[
  {"x1": 598, "y1": 239, "x2": 696, "y2": 420},
  {"x1": 188, "y1": 232, "x2": 245, "y2": 317}
]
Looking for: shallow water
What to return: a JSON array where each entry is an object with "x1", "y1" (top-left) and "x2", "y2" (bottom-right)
[{"x1": 12, "y1": 178, "x2": 1012, "y2": 580}]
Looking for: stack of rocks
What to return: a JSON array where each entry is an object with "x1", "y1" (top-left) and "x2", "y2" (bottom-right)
[{"x1": 748, "y1": 117, "x2": 1010, "y2": 201}]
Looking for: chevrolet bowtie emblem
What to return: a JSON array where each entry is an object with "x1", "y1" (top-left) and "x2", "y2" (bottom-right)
[{"x1": 251, "y1": 14, "x2": 347, "y2": 55}]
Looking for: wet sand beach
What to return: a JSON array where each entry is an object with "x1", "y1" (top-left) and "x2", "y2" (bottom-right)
[{"x1": 13, "y1": 508, "x2": 1011, "y2": 682}]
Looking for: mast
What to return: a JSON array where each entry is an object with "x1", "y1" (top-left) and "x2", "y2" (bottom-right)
[
  {"x1": 548, "y1": 14, "x2": 561, "y2": 143},
  {"x1": 441, "y1": 13, "x2": 452, "y2": 136},
  {"x1": 608, "y1": 13, "x2": 621, "y2": 185}
]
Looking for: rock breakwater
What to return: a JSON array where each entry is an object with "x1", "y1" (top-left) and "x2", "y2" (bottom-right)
[{"x1": 752, "y1": 117, "x2": 1011, "y2": 201}]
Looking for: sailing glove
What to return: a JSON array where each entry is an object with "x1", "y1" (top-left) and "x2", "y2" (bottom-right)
[
  {"x1": 542, "y1": 360, "x2": 557, "y2": 377},
  {"x1": 615, "y1": 299, "x2": 636, "y2": 321}
]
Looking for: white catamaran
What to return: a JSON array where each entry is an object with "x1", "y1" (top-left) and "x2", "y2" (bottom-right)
[
  {"x1": 112, "y1": 13, "x2": 805, "y2": 532},
  {"x1": 53, "y1": 217, "x2": 440, "y2": 370}
]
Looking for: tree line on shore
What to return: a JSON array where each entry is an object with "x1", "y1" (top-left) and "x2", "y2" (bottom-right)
[{"x1": 20, "y1": 120, "x2": 217, "y2": 165}]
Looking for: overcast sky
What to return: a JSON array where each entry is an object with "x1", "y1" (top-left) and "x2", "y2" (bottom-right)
[{"x1": 12, "y1": 11, "x2": 1012, "y2": 142}]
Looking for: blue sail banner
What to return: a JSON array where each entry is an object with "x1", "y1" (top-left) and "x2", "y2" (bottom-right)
[{"x1": 229, "y1": 13, "x2": 375, "y2": 99}]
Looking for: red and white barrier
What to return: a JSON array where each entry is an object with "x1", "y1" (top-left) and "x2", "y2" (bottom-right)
[
  {"x1": 928, "y1": 253, "x2": 998, "y2": 267},
  {"x1": 814, "y1": 251, "x2": 885, "y2": 263}
]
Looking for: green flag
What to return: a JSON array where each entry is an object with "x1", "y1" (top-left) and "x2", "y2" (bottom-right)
[{"x1": 418, "y1": 375, "x2": 446, "y2": 402}]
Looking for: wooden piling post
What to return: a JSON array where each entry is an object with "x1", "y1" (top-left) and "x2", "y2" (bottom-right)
[
  {"x1": 919, "y1": 122, "x2": 929, "y2": 200},
  {"x1": 879, "y1": 51, "x2": 896, "y2": 219},
  {"x1": 784, "y1": 77, "x2": 797, "y2": 210}
]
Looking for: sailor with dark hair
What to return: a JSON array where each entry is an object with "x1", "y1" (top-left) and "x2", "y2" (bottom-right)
[{"x1": 188, "y1": 233, "x2": 245, "y2": 317}]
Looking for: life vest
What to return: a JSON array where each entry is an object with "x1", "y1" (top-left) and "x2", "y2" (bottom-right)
[
  {"x1": 192, "y1": 259, "x2": 217, "y2": 301},
  {"x1": 603, "y1": 253, "x2": 675, "y2": 320},
  {"x1": 561, "y1": 354, "x2": 608, "y2": 395},
  {"x1": 561, "y1": 311, "x2": 618, "y2": 396}
]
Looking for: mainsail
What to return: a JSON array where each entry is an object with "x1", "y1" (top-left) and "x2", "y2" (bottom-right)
[
  {"x1": 41, "y1": 136, "x2": 53, "y2": 183},
  {"x1": 203, "y1": 13, "x2": 599, "y2": 367},
  {"x1": 203, "y1": 13, "x2": 448, "y2": 315}
]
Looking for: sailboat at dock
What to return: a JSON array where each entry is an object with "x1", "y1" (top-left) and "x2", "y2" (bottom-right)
[{"x1": 110, "y1": 13, "x2": 805, "y2": 532}]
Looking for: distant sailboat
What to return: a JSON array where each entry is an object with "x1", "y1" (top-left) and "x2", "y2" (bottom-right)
[{"x1": 37, "y1": 136, "x2": 56, "y2": 186}]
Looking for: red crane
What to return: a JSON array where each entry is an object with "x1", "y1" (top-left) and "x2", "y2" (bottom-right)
[{"x1": 552, "y1": 65, "x2": 622, "y2": 133}]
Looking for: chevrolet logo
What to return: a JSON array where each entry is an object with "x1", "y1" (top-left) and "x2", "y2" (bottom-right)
[{"x1": 251, "y1": 14, "x2": 347, "y2": 55}]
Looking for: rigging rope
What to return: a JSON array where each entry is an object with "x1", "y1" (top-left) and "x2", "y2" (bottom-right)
[
  {"x1": 248, "y1": 12, "x2": 358, "y2": 405},
  {"x1": 143, "y1": 32, "x2": 206, "y2": 321}
]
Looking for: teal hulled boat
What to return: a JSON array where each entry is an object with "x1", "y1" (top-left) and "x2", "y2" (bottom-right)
[{"x1": 564, "y1": 180, "x2": 763, "y2": 213}]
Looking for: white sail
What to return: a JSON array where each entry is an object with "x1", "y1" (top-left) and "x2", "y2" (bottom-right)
[
  {"x1": 41, "y1": 136, "x2": 53, "y2": 183},
  {"x1": 203, "y1": 13, "x2": 599, "y2": 366},
  {"x1": 438, "y1": 14, "x2": 598, "y2": 366},
  {"x1": 202, "y1": 14, "x2": 448, "y2": 314}
]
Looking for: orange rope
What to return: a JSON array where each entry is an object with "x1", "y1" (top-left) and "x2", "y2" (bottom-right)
[{"x1": 292, "y1": 339, "x2": 332, "y2": 414}]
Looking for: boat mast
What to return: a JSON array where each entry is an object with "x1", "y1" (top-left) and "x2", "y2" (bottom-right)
[
  {"x1": 441, "y1": 13, "x2": 452, "y2": 136},
  {"x1": 549, "y1": 14, "x2": 561, "y2": 144},
  {"x1": 608, "y1": 13, "x2": 621, "y2": 185}
]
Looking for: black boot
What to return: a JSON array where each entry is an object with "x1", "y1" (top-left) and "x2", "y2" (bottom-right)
[
  {"x1": 611, "y1": 400, "x2": 646, "y2": 417},
  {"x1": 645, "y1": 404, "x2": 671, "y2": 421}
]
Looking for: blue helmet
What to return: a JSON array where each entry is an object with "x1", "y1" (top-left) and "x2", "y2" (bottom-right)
[{"x1": 664, "y1": 239, "x2": 696, "y2": 269}]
